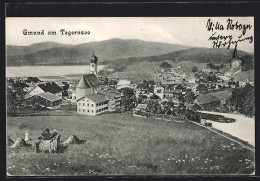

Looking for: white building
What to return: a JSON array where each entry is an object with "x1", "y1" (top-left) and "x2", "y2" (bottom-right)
[
  {"x1": 154, "y1": 83, "x2": 164, "y2": 99},
  {"x1": 77, "y1": 90, "x2": 122, "y2": 116},
  {"x1": 77, "y1": 94, "x2": 109, "y2": 116},
  {"x1": 116, "y1": 79, "x2": 135, "y2": 89}
]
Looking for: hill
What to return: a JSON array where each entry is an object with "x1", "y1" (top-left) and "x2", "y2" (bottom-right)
[
  {"x1": 106, "y1": 47, "x2": 254, "y2": 71},
  {"x1": 6, "y1": 39, "x2": 190, "y2": 66}
]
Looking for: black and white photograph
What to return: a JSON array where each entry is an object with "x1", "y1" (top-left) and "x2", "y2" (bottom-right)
[{"x1": 6, "y1": 17, "x2": 255, "y2": 176}]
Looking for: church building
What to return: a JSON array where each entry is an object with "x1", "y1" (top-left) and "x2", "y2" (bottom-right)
[
  {"x1": 76, "y1": 51, "x2": 122, "y2": 116},
  {"x1": 230, "y1": 43, "x2": 244, "y2": 69},
  {"x1": 76, "y1": 52, "x2": 102, "y2": 100}
]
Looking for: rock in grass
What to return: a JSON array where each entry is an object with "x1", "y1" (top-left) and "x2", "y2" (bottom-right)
[
  {"x1": 63, "y1": 135, "x2": 85, "y2": 144},
  {"x1": 11, "y1": 138, "x2": 27, "y2": 148},
  {"x1": 7, "y1": 136, "x2": 14, "y2": 146}
]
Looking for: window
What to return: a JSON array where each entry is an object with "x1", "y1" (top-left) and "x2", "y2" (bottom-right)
[
  {"x1": 97, "y1": 110, "x2": 99, "y2": 113},
  {"x1": 88, "y1": 110, "x2": 89, "y2": 112},
  {"x1": 87, "y1": 103, "x2": 89, "y2": 106},
  {"x1": 92, "y1": 64, "x2": 94, "y2": 67},
  {"x1": 83, "y1": 109, "x2": 85, "y2": 112},
  {"x1": 96, "y1": 103, "x2": 98, "y2": 106},
  {"x1": 83, "y1": 103, "x2": 85, "y2": 106},
  {"x1": 92, "y1": 110, "x2": 94, "y2": 113},
  {"x1": 92, "y1": 104, "x2": 94, "y2": 107},
  {"x1": 79, "y1": 109, "x2": 81, "y2": 112}
]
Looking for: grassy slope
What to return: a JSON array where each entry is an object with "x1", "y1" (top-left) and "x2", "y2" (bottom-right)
[
  {"x1": 107, "y1": 61, "x2": 209, "y2": 83},
  {"x1": 7, "y1": 110, "x2": 254, "y2": 176}
]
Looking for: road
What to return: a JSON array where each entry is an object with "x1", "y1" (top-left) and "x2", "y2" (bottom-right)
[{"x1": 199, "y1": 111, "x2": 255, "y2": 146}]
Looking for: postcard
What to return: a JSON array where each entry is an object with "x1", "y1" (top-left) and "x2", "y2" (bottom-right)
[{"x1": 6, "y1": 17, "x2": 255, "y2": 176}]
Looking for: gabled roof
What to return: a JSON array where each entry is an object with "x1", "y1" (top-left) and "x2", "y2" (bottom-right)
[
  {"x1": 117, "y1": 79, "x2": 131, "y2": 86},
  {"x1": 100, "y1": 90, "x2": 122, "y2": 99},
  {"x1": 76, "y1": 74, "x2": 102, "y2": 89},
  {"x1": 79, "y1": 93, "x2": 108, "y2": 103},
  {"x1": 136, "y1": 104, "x2": 147, "y2": 110},
  {"x1": 37, "y1": 92, "x2": 62, "y2": 102},
  {"x1": 37, "y1": 82, "x2": 62, "y2": 94},
  {"x1": 208, "y1": 90, "x2": 232, "y2": 100}
]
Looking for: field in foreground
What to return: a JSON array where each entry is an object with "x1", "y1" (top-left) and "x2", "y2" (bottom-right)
[{"x1": 6, "y1": 110, "x2": 255, "y2": 176}]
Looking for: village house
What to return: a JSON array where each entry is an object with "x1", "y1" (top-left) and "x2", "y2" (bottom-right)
[
  {"x1": 77, "y1": 93, "x2": 109, "y2": 116},
  {"x1": 77, "y1": 89, "x2": 122, "y2": 116},
  {"x1": 209, "y1": 90, "x2": 232, "y2": 105},
  {"x1": 116, "y1": 79, "x2": 136, "y2": 89},
  {"x1": 164, "y1": 86, "x2": 182, "y2": 99},
  {"x1": 154, "y1": 83, "x2": 165, "y2": 99},
  {"x1": 24, "y1": 92, "x2": 62, "y2": 109},
  {"x1": 195, "y1": 94, "x2": 219, "y2": 110},
  {"x1": 100, "y1": 90, "x2": 122, "y2": 111},
  {"x1": 26, "y1": 82, "x2": 62, "y2": 98},
  {"x1": 134, "y1": 104, "x2": 148, "y2": 112}
]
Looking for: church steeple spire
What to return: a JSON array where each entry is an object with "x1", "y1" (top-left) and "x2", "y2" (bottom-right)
[
  {"x1": 90, "y1": 50, "x2": 98, "y2": 76},
  {"x1": 232, "y1": 43, "x2": 238, "y2": 59}
]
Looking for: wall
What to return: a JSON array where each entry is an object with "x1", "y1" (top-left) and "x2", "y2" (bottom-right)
[
  {"x1": 76, "y1": 88, "x2": 92, "y2": 101},
  {"x1": 77, "y1": 98, "x2": 108, "y2": 116}
]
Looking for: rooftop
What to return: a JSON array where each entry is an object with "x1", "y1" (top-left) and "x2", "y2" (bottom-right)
[
  {"x1": 37, "y1": 92, "x2": 62, "y2": 102},
  {"x1": 37, "y1": 82, "x2": 62, "y2": 94},
  {"x1": 195, "y1": 94, "x2": 219, "y2": 105},
  {"x1": 80, "y1": 93, "x2": 108, "y2": 103},
  {"x1": 101, "y1": 90, "x2": 122, "y2": 99},
  {"x1": 76, "y1": 74, "x2": 102, "y2": 89},
  {"x1": 135, "y1": 104, "x2": 147, "y2": 110},
  {"x1": 117, "y1": 79, "x2": 131, "y2": 86}
]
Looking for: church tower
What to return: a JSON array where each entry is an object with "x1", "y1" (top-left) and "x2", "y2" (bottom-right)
[
  {"x1": 90, "y1": 51, "x2": 98, "y2": 76},
  {"x1": 230, "y1": 43, "x2": 244, "y2": 69}
]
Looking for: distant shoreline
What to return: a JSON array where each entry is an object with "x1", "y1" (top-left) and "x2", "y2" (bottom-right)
[
  {"x1": 6, "y1": 63, "x2": 107, "y2": 67},
  {"x1": 6, "y1": 65, "x2": 107, "y2": 78}
]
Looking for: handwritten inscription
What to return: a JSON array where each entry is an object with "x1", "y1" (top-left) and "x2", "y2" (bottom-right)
[{"x1": 206, "y1": 19, "x2": 253, "y2": 49}]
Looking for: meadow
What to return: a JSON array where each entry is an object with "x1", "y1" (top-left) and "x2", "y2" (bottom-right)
[{"x1": 6, "y1": 110, "x2": 255, "y2": 176}]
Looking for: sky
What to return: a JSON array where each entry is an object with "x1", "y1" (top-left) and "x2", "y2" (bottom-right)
[{"x1": 6, "y1": 17, "x2": 254, "y2": 52}]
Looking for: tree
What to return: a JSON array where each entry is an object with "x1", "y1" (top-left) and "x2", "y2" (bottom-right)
[
  {"x1": 184, "y1": 90, "x2": 196, "y2": 103},
  {"x1": 192, "y1": 66, "x2": 198, "y2": 72},
  {"x1": 159, "y1": 62, "x2": 172, "y2": 68},
  {"x1": 119, "y1": 87, "x2": 136, "y2": 111},
  {"x1": 7, "y1": 78, "x2": 28, "y2": 116},
  {"x1": 62, "y1": 81, "x2": 69, "y2": 96},
  {"x1": 137, "y1": 80, "x2": 155, "y2": 92},
  {"x1": 197, "y1": 84, "x2": 208, "y2": 93},
  {"x1": 229, "y1": 84, "x2": 255, "y2": 117},
  {"x1": 26, "y1": 77, "x2": 41, "y2": 83}
]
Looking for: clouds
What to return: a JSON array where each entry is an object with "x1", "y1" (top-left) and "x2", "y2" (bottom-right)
[{"x1": 6, "y1": 17, "x2": 254, "y2": 52}]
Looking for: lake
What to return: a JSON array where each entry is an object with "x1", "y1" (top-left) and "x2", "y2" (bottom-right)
[{"x1": 6, "y1": 65, "x2": 106, "y2": 78}]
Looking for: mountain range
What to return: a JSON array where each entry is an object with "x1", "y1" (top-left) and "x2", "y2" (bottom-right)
[
  {"x1": 6, "y1": 38, "x2": 190, "y2": 66},
  {"x1": 6, "y1": 38, "x2": 254, "y2": 70}
]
